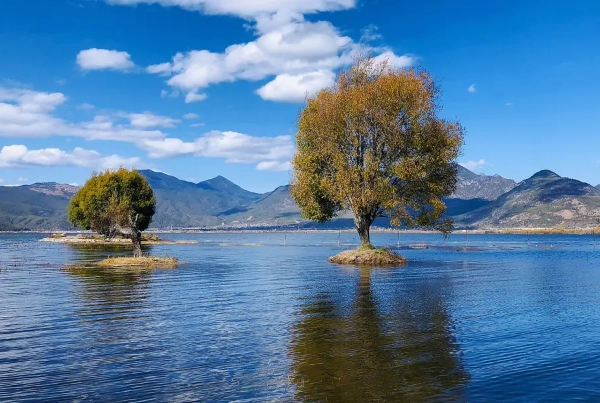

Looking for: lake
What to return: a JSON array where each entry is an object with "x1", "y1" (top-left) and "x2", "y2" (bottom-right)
[{"x1": 1, "y1": 232, "x2": 600, "y2": 402}]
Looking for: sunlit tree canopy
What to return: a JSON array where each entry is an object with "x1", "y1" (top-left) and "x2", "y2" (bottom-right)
[{"x1": 291, "y1": 56, "x2": 464, "y2": 246}]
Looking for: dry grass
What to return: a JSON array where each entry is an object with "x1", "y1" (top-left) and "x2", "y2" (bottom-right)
[
  {"x1": 328, "y1": 247, "x2": 407, "y2": 266},
  {"x1": 41, "y1": 235, "x2": 197, "y2": 245},
  {"x1": 96, "y1": 256, "x2": 180, "y2": 269}
]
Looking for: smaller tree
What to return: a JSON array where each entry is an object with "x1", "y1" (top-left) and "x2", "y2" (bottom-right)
[{"x1": 68, "y1": 168, "x2": 156, "y2": 257}]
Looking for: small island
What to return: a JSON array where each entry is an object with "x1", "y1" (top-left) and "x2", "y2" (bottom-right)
[
  {"x1": 41, "y1": 233, "x2": 196, "y2": 245},
  {"x1": 61, "y1": 168, "x2": 185, "y2": 269},
  {"x1": 328, "y1": 245, "x2": 407, "y2": 266}
]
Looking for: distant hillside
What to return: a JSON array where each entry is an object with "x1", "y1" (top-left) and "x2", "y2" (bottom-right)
[
  {"x1": 221, "y1": 185, "x2": 303, "y2": 225},
  {"x1": 3, "y1": 168, "x2": 598, "y2": 231},
  {"x1": 456, "y1": 170, "x2": 600, "y2": 228},
  {"x1": 138, "y1": 170, "x2": 262, "y2": 228},
  {"x1": 25, "y1": 183, "x2": 79, "y2": 199},
  {"x1": 0, "y1": 186, "x2": 70, "y2": 231},
  {"x1": 452, "y1": 166, "x2": 516, "y2": 200}
]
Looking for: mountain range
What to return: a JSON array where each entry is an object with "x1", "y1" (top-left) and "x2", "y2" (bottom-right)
[{"x1": 1, "y1": 168, "x2": 600, "y2": 231}]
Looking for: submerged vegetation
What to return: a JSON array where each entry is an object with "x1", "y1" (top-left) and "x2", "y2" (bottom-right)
[
  {"x1": 65, "y1": 255, "x2": 180, "y2": 270},
  {"x1": 96, "y1": 256, "x2": 179, "y2": 268}
]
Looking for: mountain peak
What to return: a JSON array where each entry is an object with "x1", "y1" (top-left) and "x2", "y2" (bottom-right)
[
  {"x1": 204, "y1": 175, "x2": 234, "y2": 185},
  {"x1": 529, "y1": 170, "x2": 561, "y2": 180},
  {"x1": 198, "y1": 176, "x2": 260, "y2": 198},
  {"x1": 457, "y1": 165, "x2": 480, "y2": 180}
]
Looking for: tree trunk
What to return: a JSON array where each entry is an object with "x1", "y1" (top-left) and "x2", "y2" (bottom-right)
[
  {"x1": 354, "y1": 214, "x2": 373, "y2": 247},
  {"x1": 131, "y1": 229, "x2": 143, "y2": 258}
]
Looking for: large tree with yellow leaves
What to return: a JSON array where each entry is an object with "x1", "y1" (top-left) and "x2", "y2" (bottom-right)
[
  {"x1": 291, "y1": 57, "x2": 464, "y2": 247},
  {"x1": 68, "y1": 168, "x2": 156, "y2": 257}
]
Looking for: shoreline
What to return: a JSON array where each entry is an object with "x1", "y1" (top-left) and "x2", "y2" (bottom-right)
[
  {"x1": 3, "y1": 227, "x2": 598, "y2": 236},
  {"x1": 40, "y1": 235, "x2": 197, "y2": 245}
]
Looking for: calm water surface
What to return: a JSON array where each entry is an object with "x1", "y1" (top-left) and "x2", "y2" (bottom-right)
[{"x1": 1, "y1": 232, "x2": 600, "y2": 402}]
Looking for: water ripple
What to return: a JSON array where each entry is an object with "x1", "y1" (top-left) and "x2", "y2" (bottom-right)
[{"x1": 1, "y1": 233, "x2": 600, "y2": 401}]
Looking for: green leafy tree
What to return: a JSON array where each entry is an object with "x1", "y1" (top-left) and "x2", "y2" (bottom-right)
[
  {"x1": 68, "y1": 168, "x2": 156, "y2": 257},
  {"x1": 291, "y1": 56, "x2": 464, "y2": 246}
]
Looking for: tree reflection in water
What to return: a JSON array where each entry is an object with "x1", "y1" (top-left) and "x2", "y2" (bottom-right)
[
  {"x1": 290, "y1": 268, "x2": 469, "y2": 402},
  {"x1": 62, "y1": 244, "x2": 153, "y2": 323}
]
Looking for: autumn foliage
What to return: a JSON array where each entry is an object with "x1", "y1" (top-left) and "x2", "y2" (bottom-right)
[
  {"x1": 68, "y1": 168, "x2": 156, "y2": 257},
  {"x1": 291, "y1": 57, "x2": 464, "y2": 246}
]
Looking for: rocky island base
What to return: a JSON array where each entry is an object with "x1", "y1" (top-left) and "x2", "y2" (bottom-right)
[{"x1": 328, "y1": 246, "x2": 407, "y2": 266}]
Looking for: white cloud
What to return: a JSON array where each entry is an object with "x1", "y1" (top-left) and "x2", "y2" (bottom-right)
[
  {"x1": 460, "y1": 159, "x2": 486, "y2": 171},
  {"x1": 77, "y1": 48, "x2": 135, "y2": 71},
  {"x1": 126, "y1": 112, "x2": 180, "y2": 128},
  {"x1": 147, "y1": 62, "x2": 172, "y2": 75},
  {"x1": 104, "y1": 0, "x2": 355, "y2": 20},
  {"x1": 160, "y1": 89, "x2": 180, "y2": 98},
  {"x1": 372, "y1": 51, "x2": 415, "y2": 69},
  {"x1": 257, "y1": 70, "x2": 335, "y2": 102},
  {"x1": 360, "y1": 24, "x2": 382, "y2": 43},
  {"x1": 16, "y1": 177, "x2": 28, "y2": 183},
  {"x1": 505, "y1": 102, "x2": 513, "y2": 106},
  {"x1": 185, "y1": 91, "x2": 208, "y2": 103},
  {"x1": 190, "y1": 122, "x2": 205, "y2": 128},
  {"x1": 77, "y1": 103, "x2": 96, "y2": 110},
  {"x1": 140, "y1": 130, "x2": 294, "y2": 170},
  {"x1": 468, "y1": 84, "x2": 476, "y2": 93},
  {"x1": 256, "y1": 160, "x2": 291, "y2": 171},
  {"x1": 144, "y1": 13, "x2": 413, "y2": 103},
  {"x1": 0, "y1": 145, "x2": 146, "y2": 170},
  {"x1": 0, "y1": 178, "x2": 4, "y2": 183},
  {"x1": 183, "y1": 113, "x2": 199, "y2": 119},
  {"x1": 0, "y1": 85, "x2": 292, "y2": 170},
  {"x1": 0, "y1": 86, "x2": 167, "y2": 142}
]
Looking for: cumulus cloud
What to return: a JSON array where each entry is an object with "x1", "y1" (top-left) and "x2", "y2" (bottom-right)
[
  {"x1": 256, "y1": 160, "x2": 291, "y2": 171},
  {"x1": 185, "y1": 91, "x2": 208, "y2": 103},
  {"x1": 77, "y1": 48, "x2": 135, "y2": 71},
  {"x1": 0, "y1": 86, "x2": 168, "y2": 142},
  {"x1": 148, "y1": 20, "x2": 352, "y2": 103},
  {"x1": 0, "y1": 145, "x2": 146, "y2": 170},
  {"x1": 104, "y1": 0, "x2": 355, "y2": 20},
  {"x1": 372, "y1": 51, "x2": 415, "y2": 69},
  {"x1": 468, "y1": 84, "x2": 476, "y2": 93},
  {"x1": 0, "y1": 87, "x2": 68, "y2": 138},
  {"x1": 133, "y1": 1, "x2": 414, "y2": 103},
  {"x1": 126, "y1": 112, "x2": 180, "y2": 128},
  {"x1": 257, "y1": 70, "x2": 335, "y2": 102},
  {"x1": 140, "y1": 130, "x2": 294, "y2": 170},
  {"x1": 0, "y1": 86, "x2": 293, "y2": 170},
  {"x1": 77, "y1": 103, "x2": 96, "y2": 110},
  {"x1": 460, "y1": 159, "x2": 486, "y2": 171}
]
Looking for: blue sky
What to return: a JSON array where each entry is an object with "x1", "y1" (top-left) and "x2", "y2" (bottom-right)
[{"x1": 0, "y1": 0, "x2": 599, "y2": 192}]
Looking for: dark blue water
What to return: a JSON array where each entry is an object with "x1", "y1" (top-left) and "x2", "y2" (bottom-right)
[{"x1": 1, "y1": 232, "x2": 600, "y2": 402}]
